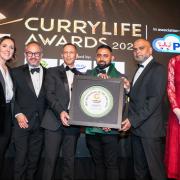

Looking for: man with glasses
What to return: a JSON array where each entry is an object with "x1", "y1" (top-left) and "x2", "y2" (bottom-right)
[
  {"x1": 85, "y1": 44, "x2": 126, "y2": 180},
  {"x1": 12, "y1": 41, "x2": 46, "y2": 180}
]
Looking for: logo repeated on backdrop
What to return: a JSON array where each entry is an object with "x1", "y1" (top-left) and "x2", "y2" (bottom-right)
[
  {"x1": 0, "y1": 1, "x2": 180, "y2": 79},
  {"x1": 152, "y1": 34, "x2": 180, "y2": 53}
]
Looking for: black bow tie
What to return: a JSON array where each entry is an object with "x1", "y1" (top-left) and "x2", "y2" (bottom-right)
[
  {"x1": 96, "y1": 67, "x2": 106, "y2": 74},
  {"x1": 65, "y1": 66, "x2": 77, "y2": 74},
  {"x1": 30, "y1": 68, "x2": 40, "y2": 74},
  {"x1": 137, "y1": 64, "x2": 144, "y2": 68}
]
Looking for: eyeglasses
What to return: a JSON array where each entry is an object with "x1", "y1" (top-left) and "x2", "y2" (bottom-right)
[
  {"x1": 25, "y1": 51, "x2": 42, "y2": 57},
  {"x1": 96, "y1": 54, "x2": 109, "y2": 58}
]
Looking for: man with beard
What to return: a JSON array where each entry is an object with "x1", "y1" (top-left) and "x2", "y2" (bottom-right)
[
  {"x1": 121, "y1": 39, "x2": 167, "y2": 180},
  {"x1": 12, "y1": 41, "x2": 46, "y2": 180},
  {"x1": 85, "y1": 44, "x2": 126, "y2": 180}
]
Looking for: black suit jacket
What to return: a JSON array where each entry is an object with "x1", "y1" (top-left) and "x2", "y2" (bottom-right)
[
  {"x1": 11, "y1": 64, "x2": 46, "y2": 129},
  {"x1": 128, "y1": 59, "x2": 167, "y2": 138},
  {"x1": 41, "y1": 65, "x2": 82, "y2": 134},
  {"x1": 0, "y1": 72, "x2": 6, "y2": 133},
  {"x1": 0, "y1": 68, "x2": 14, "y2": 134}
]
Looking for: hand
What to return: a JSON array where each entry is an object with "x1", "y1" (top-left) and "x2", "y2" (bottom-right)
[
  {"x1": 102, "y1": 127, "x2": 111, "y2": 132},
  {"x1": 16, "y1": 113, "x2": 29, "y2": 129},
  {"x1": 98, "y1": 73, "x2": 109, "y2": 79},
  {"x1": 121, "y1": 118, "x2": 131, "y2": 131},
  {"x1": 173, "y1": 108, "x2": 180, "y2": 124},
  {"x1": 60, "y1": 111, "x2": 70, "y2": 126},
  {"x1": 121, "y1": 77, "x2": 130, "y2": 93}
]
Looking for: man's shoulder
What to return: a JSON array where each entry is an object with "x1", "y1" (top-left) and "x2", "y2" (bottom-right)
[
  {"x1": 11, "y1": 64, "x2": 28, "y2": 75},
  {"x1": 109, "y1": 64, "x2": 125, "y2": 77},
  {"x1": 151, "y1": 60, "x2": 166, "y2": 72},
  {"x1": 47, "y1": 65, "x2": 63, "y2": 73},
  {"x1": 86, "y1": 68, "x2": 95, "y2": 75},
  {"x1": 12, "y1": 64, "x2": 27, "y2": 70}
]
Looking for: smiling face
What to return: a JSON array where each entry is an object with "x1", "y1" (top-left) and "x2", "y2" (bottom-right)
[
  {"x1": 0, "y1": 38, "x2": 15, "y2": 64},
  {"x1": 133, "y1": 39, "x2": 152, "y2": 63},
  {"x1": 62, "y1": 44, "x2": 78, "y2": 68},
  {"x1": 25, "y1": 42, "x2": 42, "y2": 67},
  {"x1": 96, "y1": 48, "x2": 114, "y2": 67}
]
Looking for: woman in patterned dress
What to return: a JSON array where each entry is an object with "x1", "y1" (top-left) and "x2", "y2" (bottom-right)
[{"x1": 165, "y1": 55, "x2": 180, "y2": 180}]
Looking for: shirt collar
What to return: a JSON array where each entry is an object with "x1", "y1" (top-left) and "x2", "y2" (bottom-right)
[
  {"x1": 63, "y1": 63, "x2": 75, "y2": 69},
  {"x1": 28, "y1": 64, "x2": 41, "y2": 69},
  {"x1": 141, "y1": 55, "x2": 153, "y2": 68}
]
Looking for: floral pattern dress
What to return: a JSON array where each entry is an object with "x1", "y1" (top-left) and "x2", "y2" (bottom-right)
[{"x1": 165, "y1": 55, "x2": 180, "y2": 180}]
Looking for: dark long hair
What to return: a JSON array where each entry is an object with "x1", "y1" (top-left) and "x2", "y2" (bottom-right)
[{"x1": 0, "y1": 36, "x2": 16, "y2": 61}]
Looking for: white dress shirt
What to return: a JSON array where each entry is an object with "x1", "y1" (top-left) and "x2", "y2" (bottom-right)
[
  {"x1": 29, "y1": 65, "x2": 43, "y2": 97},
  {"x1": 0, "y1": 66, "x2": 13, "y2": 103},
  {"x1": 132, "y1": 56, "x2": 153, "y2": 86},
  {"x1": 64, "y1": 64, "x2": 75, "y2": 109}
]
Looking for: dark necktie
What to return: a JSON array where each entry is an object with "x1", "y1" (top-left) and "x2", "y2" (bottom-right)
[
  {"x1": 30, "y1": 68, "x2": 40, "y2": 74},
  {"x1": 65, "y1": 66, "x2": 77, "y2": 74}
]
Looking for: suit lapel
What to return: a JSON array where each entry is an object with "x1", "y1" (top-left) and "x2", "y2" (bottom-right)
[
  {"x1": 37, "y1": 66, "x2": 46, "y2": 98},
  {"x1": 23, "y1": 64, "x2": 36, "y2": 95},
  {"x1": 132, "y1": 60, "x2": 154, "y2": 89},
  {"x1": 0, "y1": 71, "x2": 5, "y2": 93},
  {"x1": 107, "y1": 64, "x2": 120, "y2": 77},
  {"x1": 58, "y1": 65, "x2": 70, "y2": 99}
]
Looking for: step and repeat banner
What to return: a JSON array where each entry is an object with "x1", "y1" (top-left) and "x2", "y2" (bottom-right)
[{"x1": 0, "y1": 0, "x2": 180, "y2": 79}]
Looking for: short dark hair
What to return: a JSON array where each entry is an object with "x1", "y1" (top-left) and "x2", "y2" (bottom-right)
[
  {"x1": 63, "y1": 43, "x2": 77, "y2": 51},
  {"x1": 96, "y1": 44, "x2": 112, "y2": 53},
  {"x1": 0, "y1": 36, "x2": 16, "y2": 60}
]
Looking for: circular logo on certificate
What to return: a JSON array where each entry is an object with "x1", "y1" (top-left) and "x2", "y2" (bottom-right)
[{"x1": 80, "y1": 86, "x2": 113, "y2": 118}]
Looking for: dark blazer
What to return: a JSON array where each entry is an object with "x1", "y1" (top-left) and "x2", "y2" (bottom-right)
[
  {"x1": 128, "y1": 59, "x2": 167, "y2": 138},
  {"x1": 0, "y1": 69, "x2": 14, "y2": 134},
  {"x1": 41, "y1": 64, "x2": 82, "y2": 134},
  {"x1": 11, "y1": 64, "x2": 46, "y2": 129},
  {"x1": 0, "y1": 73, "x2": 6, "y2": 133}
]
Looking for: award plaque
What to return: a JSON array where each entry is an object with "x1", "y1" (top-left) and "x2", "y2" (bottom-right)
[{"x1": 69, "y1": 75, "x2": 124, "y2": 129}]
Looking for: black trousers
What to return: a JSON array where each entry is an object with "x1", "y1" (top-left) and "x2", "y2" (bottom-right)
[
  {"x1": 42, "y1": 129, "x2": 79, "y2": 180},
  {"x1": 132, "y1": 135, "x2": 167, "y2": 180},
  {"x1": 86, "y1": 134, "x2": 119, "y2": 180},
  {"x1": 0, "y1": 103, "x2": 12, "y2": 177},
  {"x1": 14, "y1": 118, "x2": 43, "y2": 180}
]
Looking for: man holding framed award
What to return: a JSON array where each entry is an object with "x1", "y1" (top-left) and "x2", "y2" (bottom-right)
[
  {"x1": 84, "y1": 44, "x2": 126, "y2": 180},
  {"x1": 41, "y1": 43, "x2": 82, "y2": 180},
  {"x1": 121, "y1": 39, "x2": 167, "y2": 180}
]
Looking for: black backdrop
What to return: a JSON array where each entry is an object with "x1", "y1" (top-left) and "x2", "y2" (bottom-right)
[
  {"x1": 0, "y1": 0, "x2": 180, "y2": 179},
  {"x1": 0, "y1": 0, "x2": 180, "y2": 78}
]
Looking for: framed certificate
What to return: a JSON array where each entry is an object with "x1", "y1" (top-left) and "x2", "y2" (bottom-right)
[{"x1": 69, "y1": 75, "x2": 124, "y2": 129}]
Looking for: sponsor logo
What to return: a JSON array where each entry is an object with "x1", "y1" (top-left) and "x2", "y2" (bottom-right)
[
  {"x1": 75, "y1": 63, "x2": 86, "y2": 70},
  {"x1": 152, "y1": 34, "x2": 180, "y2": 53}
]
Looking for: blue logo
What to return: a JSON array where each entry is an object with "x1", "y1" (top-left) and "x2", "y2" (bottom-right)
[
  {"x1": 152, "y1": 34, "x2": 180, "y2": 53},
  {"x1": 75, "y1": 63, "x2": 86, "y2": 70}
]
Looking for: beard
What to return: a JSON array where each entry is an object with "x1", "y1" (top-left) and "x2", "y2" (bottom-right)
[
  {"x1": 97, "y1": 61, "x2": 111, "y2": 69},
  {"x1": 134, "y1": 55, "x2": 149, "y2": 63}
]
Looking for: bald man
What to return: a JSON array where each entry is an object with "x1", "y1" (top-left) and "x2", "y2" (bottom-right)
[{"x1": 122, "y1": 39, "x2": 167, "y2": 180}]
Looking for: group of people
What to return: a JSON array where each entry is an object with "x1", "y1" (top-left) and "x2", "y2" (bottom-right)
[{"x1": 0, "y1": 35, "x2": 179, "y2": 180}]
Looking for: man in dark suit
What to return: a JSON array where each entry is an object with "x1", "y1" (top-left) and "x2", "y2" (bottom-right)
[
  {"x1": 122, "y1": 39, "x2": 167, "y2": 180},
  {"x1": 12, "y1": 41, "x2": 46, "y2": 180},
  {"x1": 41, "y1": 43, "x2": 82, "y2": 180}
]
